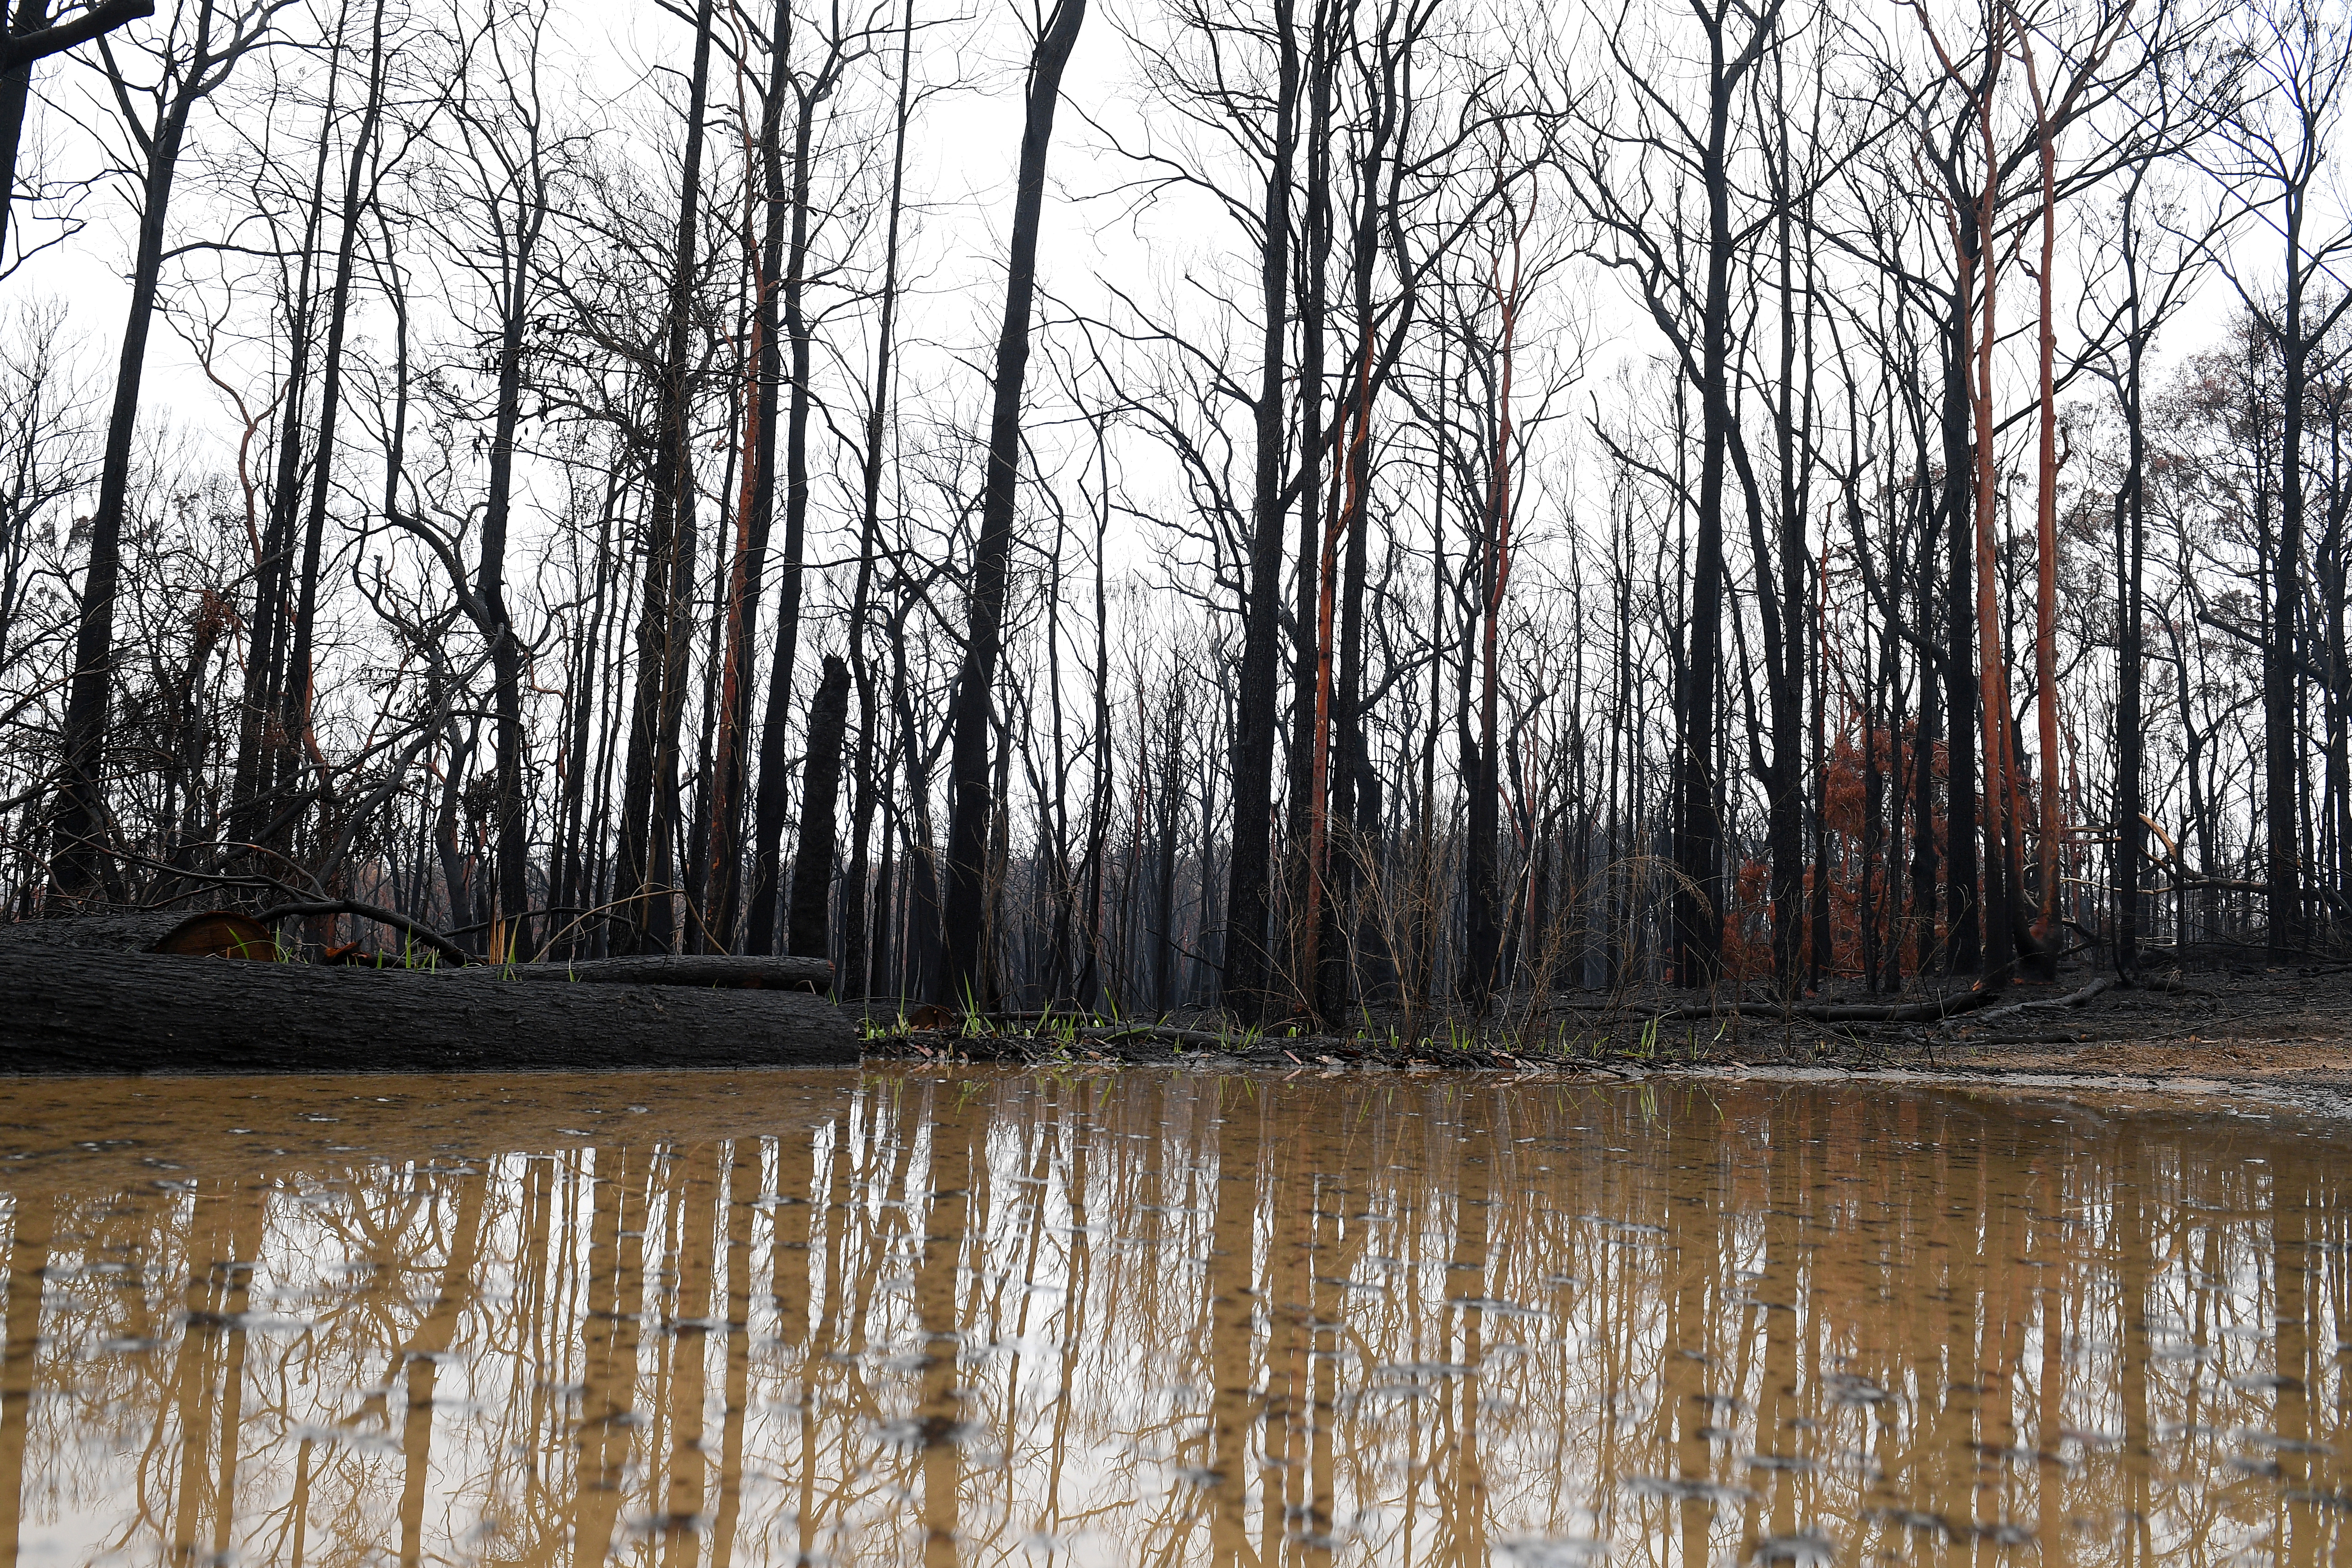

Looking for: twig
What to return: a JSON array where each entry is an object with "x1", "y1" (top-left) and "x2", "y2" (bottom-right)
[
  {"x1": 1075, "y1": 1024, "x2": 1237, "y2": 1049},
  {"x1": 256, "y1": 900, "x2": 470, "y2": 967},
  {"x1": 1972, "y1": 974, "x2": 2114, "y2": 1025}
]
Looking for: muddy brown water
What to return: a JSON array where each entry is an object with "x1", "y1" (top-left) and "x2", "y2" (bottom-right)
[{"x1": 0, "y1": 1067, "x2": 2342, "y2": 1566}]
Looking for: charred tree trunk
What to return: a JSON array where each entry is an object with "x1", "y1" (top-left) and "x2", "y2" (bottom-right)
[
  {"x1": 2269, "y1": 185, "x2": 2310, "y2": 956},
  {"x1": 936, "y1": 0, "x2": 1087, "y2": 1004},
  {"x1": 476, "y1": 165, "x2": 544, "y2": 962},
  {"x1": 50, "y1": 0, "x2": 267, "y2": 906},
  {"x1": 615, "y1": 0, "x2": 716, "y2": 954},
  {"x1": 1939, "y1": 274, "x2": 1980, "y2": 974},
  {"x1": 746, "y1": 9, "x2": 845, "y2": 955},
  {"x1": 840, "y1": 0, "x2": 917, "y2": 1000},
  {"x1": 1667, "y1": 0, "x2": 1778, "y2": 988},
  {"x1": 2116, "y1": 313, "x2": 2147, "y2": 973},
  {"x1": 787, "y1": 656, "x2": 850, "y2": 962}
]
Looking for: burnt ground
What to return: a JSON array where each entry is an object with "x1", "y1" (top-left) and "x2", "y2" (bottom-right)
[{"x1": 857, "y1": 962, "x2": 2352, "y2": 1112}]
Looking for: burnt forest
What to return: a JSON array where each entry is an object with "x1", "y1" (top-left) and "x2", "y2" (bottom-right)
[{"x1": 1, "y1": 0, "x2": 2349, "y2": 1068}]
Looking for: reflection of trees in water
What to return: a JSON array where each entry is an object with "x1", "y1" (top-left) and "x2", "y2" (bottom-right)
[{"x1": 0, "y1": 1076, "x2": 2344, "y2": 1564}]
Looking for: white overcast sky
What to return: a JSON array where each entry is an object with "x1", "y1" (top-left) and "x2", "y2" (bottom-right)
[{"x1": 6, "y1": 0, "x2": 2334, "y2": 553}]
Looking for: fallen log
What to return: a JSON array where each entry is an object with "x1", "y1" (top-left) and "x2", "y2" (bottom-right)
[
  {"x1": 0, "y1": 909, "x2": 274, "y2": 958},
  {"x1": 1552, "y1": 990, "x2": 1786, "y2": 1013},
  {"x1": 0, "y1": 949, "x2": 854, "y2": 1074},
  {"x1": 1798, "y1": 987, "x2": 2001, "y2": 1024},
  {"x1": 456, "y1": 954, "x2": 834, "y2": 992}
]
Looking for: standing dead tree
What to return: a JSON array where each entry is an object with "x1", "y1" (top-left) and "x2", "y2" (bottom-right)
[
  {"x1": 2203, "y1": 0, "x2": 2352, "y2": 956},
  {"x1": 938, "y1": 0, "x2": 1087, "y2": 1005},
  {"x1": 46, "y1": 0, "x2": 290, "y2": 908},
  {"x1": 1571, "y1": 0, "x2": 1785, "y2": 989}
]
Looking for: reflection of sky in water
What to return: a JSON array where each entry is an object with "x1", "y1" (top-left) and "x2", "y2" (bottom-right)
[{"x1": 0, "y1": 1069, "x2": 2342, "y2": 1566}]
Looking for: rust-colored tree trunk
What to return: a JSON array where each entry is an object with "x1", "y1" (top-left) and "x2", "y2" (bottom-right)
[
  {"x1": 703, "y1": 318, "x2": 765, "y2": 945},
  {"x1": 1968, "y1": 77, "x2": 2017, "y2": 983},
  {"x1": 1917, "y1": 0, "x2": 2016, "y2": 979},
  {"x1": 702, "y1": 11, "x2": 786, "y2": 952},
  {"x1": 2019, "y1": 18, "x2": 2062, "y2": 978},
  {"x1": 1296, "y1": 308, "x2": 1375, "y2": 1013}
]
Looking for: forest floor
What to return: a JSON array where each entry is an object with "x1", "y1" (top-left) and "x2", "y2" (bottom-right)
[{"x1": 858, "y1": 961, "x2": 2352, "y2": 1114}]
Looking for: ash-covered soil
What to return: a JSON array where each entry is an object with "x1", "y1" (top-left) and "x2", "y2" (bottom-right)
[{"x1": 859, "y1": 962, "x2": 2352, "y2": 1110}]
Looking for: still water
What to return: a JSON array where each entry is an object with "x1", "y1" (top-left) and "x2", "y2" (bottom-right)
[{"x1": 0, "y1": 1067, "x2": 2341, "y2": 1566}]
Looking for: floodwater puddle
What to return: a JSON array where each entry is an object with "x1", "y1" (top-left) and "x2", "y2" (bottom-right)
[{"x1": 0, "y1": 1067, "x2": 2342, "y2": 1564}]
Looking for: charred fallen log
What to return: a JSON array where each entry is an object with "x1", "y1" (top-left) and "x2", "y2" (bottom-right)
[
  {"x1": 0, "y1": 908, "x2": 274, "y2": 957},
  {"x1": 451, "y1": 954, "x2": 834, "y2": 991},
  {"x1": 0, "y1": 948, "x2": 854, "y2": 1074}
]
